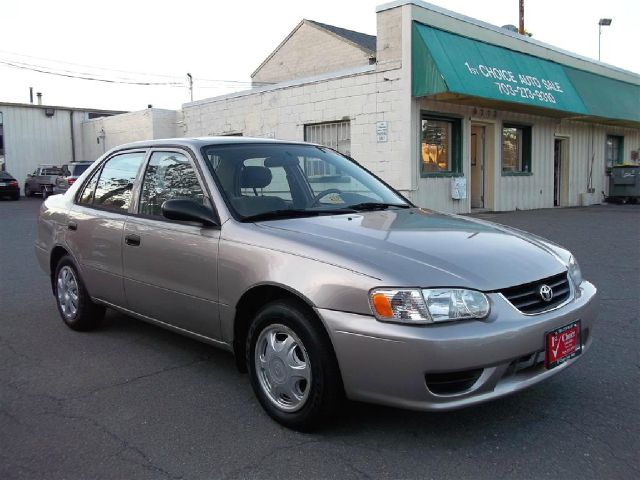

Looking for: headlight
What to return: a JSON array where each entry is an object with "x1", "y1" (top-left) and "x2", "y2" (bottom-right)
[
  {"x1": 567, "y1": 255, "x2": 583, "y2": 287},
  {"x1": 369, "y1": 288, "x2": 490, "y2": 324}
]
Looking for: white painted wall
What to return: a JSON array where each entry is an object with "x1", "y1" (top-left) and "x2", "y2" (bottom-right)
[
  {"x1": 413, "y1": 98, "x2": 640, "y2": 212},
  {"x1": 0, "y1": 105, "x2": 75, "y2": 191}
]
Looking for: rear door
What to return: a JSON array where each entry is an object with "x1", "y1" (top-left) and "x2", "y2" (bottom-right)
[
  {"x1": 122, "y1": 149, "x2": 222, "y2": 339},
  {"x1": 65, "y1": 151, "x2": 146, "y2": 306}
]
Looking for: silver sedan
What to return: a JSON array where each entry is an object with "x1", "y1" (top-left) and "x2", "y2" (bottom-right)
[{"x1": 36, "y1": 138, "x2": 597, "y2": 430}]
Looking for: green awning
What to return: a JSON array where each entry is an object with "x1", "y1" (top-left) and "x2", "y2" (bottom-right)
[
  {"x1": 412, "y1": 22, "x2": 640, "y2": 124},
  {"x1": 564, "y1": 67, "x2": 640, "y2": 123}
]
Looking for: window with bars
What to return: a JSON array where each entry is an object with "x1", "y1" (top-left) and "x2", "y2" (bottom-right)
[{"x1": 304, "y1": 121, "x2": 351, "y2": 179}]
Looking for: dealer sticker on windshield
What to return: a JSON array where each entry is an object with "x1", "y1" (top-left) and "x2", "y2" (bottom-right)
[{"x1": 546, "y1": 320, "x2": 581, "y2": 369}]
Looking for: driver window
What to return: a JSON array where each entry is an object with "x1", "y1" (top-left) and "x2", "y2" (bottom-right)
[{"x1": 139, "y1": 151, "x2": 206, "y2": 218}]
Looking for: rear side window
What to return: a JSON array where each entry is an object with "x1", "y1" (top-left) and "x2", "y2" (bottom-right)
[
  {"x1": 79, "y1": 152, "x2": 144, "y2": 212},
  {"x1": 78, "y1": 170, "x2": 99, "y2": 205},
  {"x1": 139, "y1": 151, "x2": 205, "y2": 217}
]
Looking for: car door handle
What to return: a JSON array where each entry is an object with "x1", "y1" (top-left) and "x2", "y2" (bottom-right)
[
  {"x1": 67, "y1": 221, "x2": 78, "y2": 231},
  {"x1": 125, "y1": 234, "x2": 141, "y2": 246}
]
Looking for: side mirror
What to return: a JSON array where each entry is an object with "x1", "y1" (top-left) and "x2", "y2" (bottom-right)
[{"x1": 161, "y1": 199, "x2": 218, "y2": 227}]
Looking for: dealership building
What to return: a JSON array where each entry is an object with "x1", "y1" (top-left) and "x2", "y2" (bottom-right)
[
  {"x1": 2, "y1": 0, "x2": 638, "y2": 212},
  {"x1": 181, "y1": 1, "x2": 639, "y2": 213}
]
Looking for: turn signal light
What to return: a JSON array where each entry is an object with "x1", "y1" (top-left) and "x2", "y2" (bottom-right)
[{"x1": 371, "y1": 293, "x2": 394, "y2": 318}]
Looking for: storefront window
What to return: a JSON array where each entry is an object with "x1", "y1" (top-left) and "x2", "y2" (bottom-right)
[
  {"x1": 605, "y1": 135, "x2": 624, "y2": 171},
  {"x1": 420, "y1": 115, "x2": 461, "y2": 176},
  {"x1": 502, "y1": 124, "x2": 532, "y2": 174}
]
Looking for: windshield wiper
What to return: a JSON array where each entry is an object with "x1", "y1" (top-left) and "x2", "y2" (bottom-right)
[
  {"x1": 241, "y1": 209, "x2": 351, "y2": 222},
  {"x1": 345, "y1": 202, "x2": 411, "y2": 211}
]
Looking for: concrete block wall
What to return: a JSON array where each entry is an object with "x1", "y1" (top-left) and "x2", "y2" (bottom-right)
[
  {"x1": 81, "y1": 108, "x2": 179, "y2": 161},
  {"x1": 183, "y1": 66, "x2": 412, "y2": 192},
  {"x1": 252, "y1": 21, "x2": 373, "y2": 85}
]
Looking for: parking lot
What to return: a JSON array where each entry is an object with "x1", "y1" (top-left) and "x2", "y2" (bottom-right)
[{"x1": 1, "y1": 197, "x2": 638, "y2": 480}]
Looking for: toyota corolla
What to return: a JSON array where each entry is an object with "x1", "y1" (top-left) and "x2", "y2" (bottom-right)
[{"x1": 35, "y1": 138, "x2": 597, "y2": 430}]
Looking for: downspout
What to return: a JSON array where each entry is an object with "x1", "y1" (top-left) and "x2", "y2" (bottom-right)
[{"x1": 69, "y1": 110, "x2": 76, "y2": 162}]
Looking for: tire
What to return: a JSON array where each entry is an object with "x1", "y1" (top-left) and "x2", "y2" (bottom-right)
[
  {"x1": 246, "y1": 300, "x2": 344, "y2": 430},
  {"x1": 41, "y1": 187, "x2": 48, "y2": 200},
  {"x1": 53, "y1": 255, "x2": 105, "y2": 331},
  {"x1": 24, "y1": 185, "x2": 32, "y2": 197},
  {"x1": 11, "y1": 193, "x2": 20, "y2": 201}
]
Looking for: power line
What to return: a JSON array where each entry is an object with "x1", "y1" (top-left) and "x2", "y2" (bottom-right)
[
  {"x1": 0, "y1": 49, "x2": 272, "y2": 86},
  {"x1": 0, "y1": 59, "x2": 184, "y2": 86}
]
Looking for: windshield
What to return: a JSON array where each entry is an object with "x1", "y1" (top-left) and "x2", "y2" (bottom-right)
[
  {"x1": 202, "y1": 143, "x2": 410, "y2": 221},
  {"x1": 42, "y1": 167, "x2": 63, "y2": 175}
]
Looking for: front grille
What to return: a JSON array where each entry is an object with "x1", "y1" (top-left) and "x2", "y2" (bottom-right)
[
  {"x1": 425, "y1": 368, "x2": 483, "y2": 395},
  {"x1": 500, "y1": 272, "x2": 571, "y2": 314}
]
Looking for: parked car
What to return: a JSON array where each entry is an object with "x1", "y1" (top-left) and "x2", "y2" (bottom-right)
[
  {"x1": 24, "y1": 165, "x2": 64, "y2": 198},
  {"x1": 35, "y1": 138, "x2": 597, "y2": 430},
  {"x1": 0, "y1": 171, "x2": 20, "y2": 200},
  {"x1": 52, "y1": 161, "x2": 94, "y2": 195}
]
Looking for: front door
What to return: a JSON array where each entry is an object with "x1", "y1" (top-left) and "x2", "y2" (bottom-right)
[
  {"x1": 470, "y1": 125, "x2": 485, "y2": 208},
  {"x1": 122, "y1": 149, "x2": 222, "y2": 340}
]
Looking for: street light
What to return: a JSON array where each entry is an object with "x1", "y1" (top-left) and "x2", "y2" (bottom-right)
[{"x1": 598, "y1": 18, "x2": 612, "y2": 61}]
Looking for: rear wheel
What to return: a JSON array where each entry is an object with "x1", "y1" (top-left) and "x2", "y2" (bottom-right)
[
  {"x1": 24, "y1": 185, "x2": 32, "y2": 197},
  {"x1": 246, "y1": 300, "x2": 344, "y2": 430},
  {"x1": 54, "y1": 256, "x2": 105, "y2": 331},
  {"x1": 11, "y1": 193, "x2": 20, "y2": 201},
  {"x1": 41, "y1": 187, "x2": 48, "y2": 200}
]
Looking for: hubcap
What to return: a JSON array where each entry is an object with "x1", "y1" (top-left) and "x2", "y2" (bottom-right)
[
  {"x1": 56, "y1": 266, "x2": 79, "y2": 320},
  {"x1": 254, "y1": 324, "x2": 311, "y2": 412}
]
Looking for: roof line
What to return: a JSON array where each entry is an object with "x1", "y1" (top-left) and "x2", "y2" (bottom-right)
[
  {"x1": 251, "y1": 19, "x2": 376, "y2": 79},
  {"x1": 305, "y1": 20, "x2": 376, "y2": 54},
  {"x1": 251, "y1": 20, "x2": 306, "y2": 79},
  {"x1": 185, "y1": 64, "x2": 376, "y2": 108},
  {"x1": 0, "y1": 100, "x2": 127, "y2": 113}
]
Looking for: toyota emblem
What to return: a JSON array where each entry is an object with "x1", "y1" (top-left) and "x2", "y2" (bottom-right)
[{"x1": 539, "y1": 284, "x2": 554, "y2": 302}]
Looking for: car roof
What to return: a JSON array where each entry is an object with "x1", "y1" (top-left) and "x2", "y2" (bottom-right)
[{"x1": 108, "y1": 136, "x2": 314, "y2": 152}]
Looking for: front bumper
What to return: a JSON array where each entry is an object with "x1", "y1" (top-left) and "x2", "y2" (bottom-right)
[{"x1": 318, "y1": 281, "x2": 597, "y2": 411}]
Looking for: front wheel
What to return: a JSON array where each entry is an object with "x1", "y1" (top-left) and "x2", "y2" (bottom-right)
[
  {"x1": 54, "y1": 256, "x2": 105, "y2": 331},
  {"x1": 246, "y1": 300, "x2": 344, "y2": 430}
]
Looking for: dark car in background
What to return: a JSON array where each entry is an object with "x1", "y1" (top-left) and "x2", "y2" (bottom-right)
[
  {"x1": 52, "y1": 161, "x2": 94, "y2": 195},
  {"x1": 0, "y1": 171, "x2": 20, "y2": 200}
]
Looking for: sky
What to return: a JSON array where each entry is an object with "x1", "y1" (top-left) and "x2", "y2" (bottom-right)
[{"x1": 1, "y1": 0, "x2": 638, "y2": 112}]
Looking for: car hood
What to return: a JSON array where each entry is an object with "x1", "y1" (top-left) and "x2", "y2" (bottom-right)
[{"x1": 257, "y1": 208, "x2": 569, "y2": 291}]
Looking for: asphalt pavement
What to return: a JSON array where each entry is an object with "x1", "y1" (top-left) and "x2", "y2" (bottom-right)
[{"x1": 1, "y1": 197, "x2": 639, "y2": 479}]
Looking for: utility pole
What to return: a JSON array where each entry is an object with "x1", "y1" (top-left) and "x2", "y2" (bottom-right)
[
  {"x1": 187, "y1": 73, "x2": 193, "y2": 102},
  {"x1": 519, "y1": 0, "x2": 525, "y2": 35}
]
